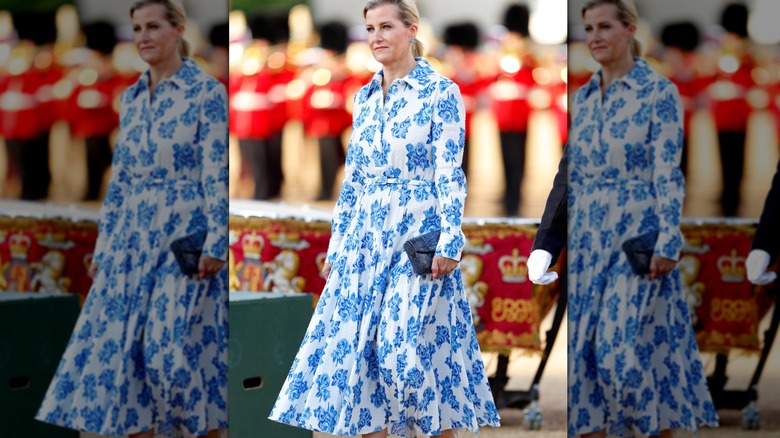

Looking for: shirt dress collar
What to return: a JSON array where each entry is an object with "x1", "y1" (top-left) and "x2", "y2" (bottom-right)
[{"x1": 366, "y1": 57, "x2": 435, "y2": 96}]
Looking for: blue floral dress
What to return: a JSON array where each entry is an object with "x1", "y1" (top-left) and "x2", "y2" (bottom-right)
[
  {"x1": 36, "y1": 59, "x2": 229, "y2": 437},
  {"x1": 268, "y1": 58, "x2": 500, "y2": 437},
  {"x1": 567, "y1": 58, "x2": 718, "y2": 436}
]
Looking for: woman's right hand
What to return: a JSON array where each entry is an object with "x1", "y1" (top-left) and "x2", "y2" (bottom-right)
[
  {"x1": 650, "y1": 255, "x2": 676, "y2": 279},
  {"x1": 321, "y1": 263, "x2": 332, "y2": 279},
  {"x1": 88, "y1": 263, "x2": 98, "y2": 279}
]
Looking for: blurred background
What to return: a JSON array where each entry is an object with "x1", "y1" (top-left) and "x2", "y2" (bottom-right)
[
  {"x1": 0, "y1": 0, "x2": 228, "y2": 204},
  {"x1": 228, "y1": 0, "x2": 567, "y2": 219}
]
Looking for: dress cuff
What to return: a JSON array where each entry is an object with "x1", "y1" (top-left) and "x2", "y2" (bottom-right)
[{"x1": 435, "y1": 231, "x2": 464, "y2": 261}]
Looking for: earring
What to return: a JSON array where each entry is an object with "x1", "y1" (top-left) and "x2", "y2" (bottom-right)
[{"x1": 410, "y1": 38, "x2": 416, "y2": 44}]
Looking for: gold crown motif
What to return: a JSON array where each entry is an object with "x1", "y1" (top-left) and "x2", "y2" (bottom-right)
[
  {"x1": 717, "y1": 249, "x2": 746, "y2": 283},
  {"x1": 241, "y1": 232, "x2": 264, "y2": 260},
  {"x1": 498, "y1": 248, "x2": 528, "y2": 283},
  {"x1": 315, "y1": 253, "x2": 326, "y2": 273},
  {"x1": 9, "y1": 232, "x2": 31, "y2": 260}
]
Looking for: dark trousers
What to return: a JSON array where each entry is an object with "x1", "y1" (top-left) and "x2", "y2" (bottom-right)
[
  {"x1": 499, "y1": 131, "x2": 527, "y2": 217},
  {"x1": 85, "y1": 136, "x2": 112, "y2": 200},
  {"x1": 7, "y1": 133, "x2": 51, "y2": 200},
  {"x1": 318, "y1": 136, "x2": 345, "y2": 200},
  {"x1": 462, "y1": 137, "x2": 471, "y2": 178},
  {"x1": 239, "y1": 138, "x2": 270, "y2": 200},
  {"x1": 717, "y1": 130, "x2": 746, "y2": 217},
  {"x1": 266, "y1": 132, "x2": 284, "y2": 199}
]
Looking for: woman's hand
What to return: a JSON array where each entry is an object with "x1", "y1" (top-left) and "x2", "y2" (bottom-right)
[
  {"x1": 199, "y1": 255, "x2": 226, "y2": 278},
  {"x1": 321, "y1": 263, "x2": 332, "y2": 279},
  {"x1": 650, "y1": 255, "x2": 676, "y2": 279},
  {"x1": 88, "y1": 263, "x2": 98, "y2": 279},
  {"x1": 432, "y1": 255, "x2": 458, "y2": 278}
]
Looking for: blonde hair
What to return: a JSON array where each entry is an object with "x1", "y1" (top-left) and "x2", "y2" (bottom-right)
[
  {"x1": 582, "y1": 0, "x2": 642, "y2": 57},
  {"x1": 363, "y1": 0, "x2": 424, "y2": 57},
  {"x1": 130, "y1": 0, "x2": 190, "y2": 57}
]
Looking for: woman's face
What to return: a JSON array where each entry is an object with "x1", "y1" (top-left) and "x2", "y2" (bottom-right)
[
  {"x1": 365, "y1": 4, "x2": 417, "y2": 66},
  {"x1": 583, "y1": 3, "x2": 635, "y2": 66},
  {"x1": 132, "y1": 4, "x2": 183, "y2": 66}
]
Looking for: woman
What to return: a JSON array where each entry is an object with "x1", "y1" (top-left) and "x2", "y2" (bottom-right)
[
  {"x1": 36, "y1": 1, "x2": 228, "y2": 437},
  {"x1": 268, "y1": 1, "x2": 500, "y2": 437},
  {"x1": 541, "y1": 0, "x2": 718, "y2": 436}
]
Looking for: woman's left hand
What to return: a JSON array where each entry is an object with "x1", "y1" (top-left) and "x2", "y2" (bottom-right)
[
  {"x1": 650, "y1": 255, "x2": 676, "y2": 279},
  {"x1": 432, "y1": 255, "x2": 458, "y2": 278},
  {"x1": 199, "y1": 255, "x2": 226, "y2": 278}
]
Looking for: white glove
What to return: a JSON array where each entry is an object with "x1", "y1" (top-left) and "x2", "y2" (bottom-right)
[
  {"x1": 746, "y1": 249, "x2": 776, "y2": 285},
  {"x1": 528, "y1": 249, "x2": 558, "y2": 285}
]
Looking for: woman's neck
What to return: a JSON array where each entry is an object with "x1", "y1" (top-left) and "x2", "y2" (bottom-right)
[
  {"x1": 600, "y1": 54, "x2": 635, "y2": 91},
  {"x1": 149, "y1": 56, "x2": 184, "y2": 90},
  {"x1": 382, "y1": 55, "x2": 418, "y2": 91}
]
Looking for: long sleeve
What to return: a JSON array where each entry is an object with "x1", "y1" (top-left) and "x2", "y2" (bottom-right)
[
  {"x1": 199, "y1": 82, "x2": 229, "y2": 261},
  {"x1": 651, "y1": 82, "x2": 685, "y2": 260},
  {"x1": 532, "y1": 146, "x2": 568, "y2": 265},
  {"x1": 92, "y1": 94, "x2": 132, "y2": 265},
  {"x1": 326, "y1": 94, "x2": 365, "y2": 264},
  {"x1": 752, "y1": 158, "x2": 780, "y2": 261},
  {"x1": 431, "y1": 81, "x2": 467, "y2": 260}
]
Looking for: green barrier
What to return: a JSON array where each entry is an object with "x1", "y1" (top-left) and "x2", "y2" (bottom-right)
[
  {"x1": 229, "y1": 291, "x2": 313, "y2": 438},
  {"x1": 0, "y1": 292, "x2": 79, "y2": 438}
]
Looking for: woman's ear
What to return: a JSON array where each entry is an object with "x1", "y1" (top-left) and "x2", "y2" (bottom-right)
[
  {"x1": 409, "y1": 23, "x2": 418, "y2": 39},
  {"x1": 627, "y1": 23, "x2": 637, "y2": 39}
]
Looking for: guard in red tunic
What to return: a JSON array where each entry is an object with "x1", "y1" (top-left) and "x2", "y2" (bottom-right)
[
  {"x1": 68, "y1": 21, "x2": 124, "y2": 200},
  {"x1": 660, "y1": 21, "x2": 713, "y2": 177},
  {"x1": 1, "y1": 11, "x2": 61, "y2": 200},
  {"x1": 707, "y1": 3, "x2": 755, "y2": 216},
  {"x1": 490, "y1": 4, "x2": 536, "y2": 217},
  {"x1": 302, "y1": 21, "x2": 361, "y2": 200},
  {"x1": 442, "y1": 22, "x2": 488, "y2": 179},
  {"x1": 230, "y1": 14, "x2": 294, "y2": 199},
  {"x1": 208, "y1": 22, "x2": 229, "y2": 87},
  {"x1": 265, "y1": 13, "x2": 295, "y2": 199}
]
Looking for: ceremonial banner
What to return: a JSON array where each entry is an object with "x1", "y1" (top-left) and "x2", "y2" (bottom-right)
[
  {"x1": 680, "y1": 223, "x2": 776, "y2": 353},
  {"x1": 0, "y1": 216, "x2": 97, "y2": 302},
  {"x1": 460, "y1": 223, "x2": 562, "y2": 352},
  {"x1": 229, "y1": 216, "x2": 331, "y2": 303},
  {"x1": 229, "y1": 203, "x2": 778, "y2": 354},
  {"x1": 229, "y1": 210, "x2": 563, "y2": 352}
]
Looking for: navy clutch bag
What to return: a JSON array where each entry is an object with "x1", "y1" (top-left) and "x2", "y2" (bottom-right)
[
  {"x1": 622, "y1": 230, "x2": 659, "y2": 275},
  {"x1": 403, "y1": 230, "x2": 440, "y2": 275},
  {"x1": 170, "y1": 230, "x2": 208, "y2": 275}
]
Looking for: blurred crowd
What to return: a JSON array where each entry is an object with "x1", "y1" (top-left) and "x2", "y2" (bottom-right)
[
  {"x1": 228, "y1": 3, "x2": 567, "y2": 217},
  {"x1": 13, "y1": 1, "x2": 779, "y2": 219},
  {"x1": 570, "y1": 1, "x2": 780, "y2": 217},
  {"x1": 0, "y1": 6, "x2": 227, "y2": 201}
]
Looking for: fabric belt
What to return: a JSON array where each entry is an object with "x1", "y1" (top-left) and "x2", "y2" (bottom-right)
[
  {"x1": 590, "y1": 177, "x2": 650, "y2": 187},
  {"x1": 365, "y1": 176, "x2": 433, "y2": 187},
  {"x1": 138, "y1": 177, "x2": 201, "y2": 187}
]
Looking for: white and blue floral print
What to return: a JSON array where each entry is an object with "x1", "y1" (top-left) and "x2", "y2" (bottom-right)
[
  {"x1": 269, "y1": 58, "x2": 500, "y2": 437},
  {"x1": 36, "y1": 59, "x2": 229, "y2": 438},
  {"x1": 567, "y1": 58, "x2": 717, "y2": 437}
]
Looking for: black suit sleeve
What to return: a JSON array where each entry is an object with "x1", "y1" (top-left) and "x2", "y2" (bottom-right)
[
  {"x1": 752, "y1": 158, "x2": 780, "y2": 262},
  {"x1": 532, "y1": 145, "x2": 567, "y2": 265}
]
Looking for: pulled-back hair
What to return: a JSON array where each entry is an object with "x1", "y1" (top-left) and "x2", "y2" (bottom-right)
[
  {"x1": 363, "y1": 0, "x2": 424, "y2": 57},
  {"x1": 130, "y1": 0, "x2": 190, "y2": 57},
  {"x1": 582, "y1": 0, "x2": 642, "y2": 57}
]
